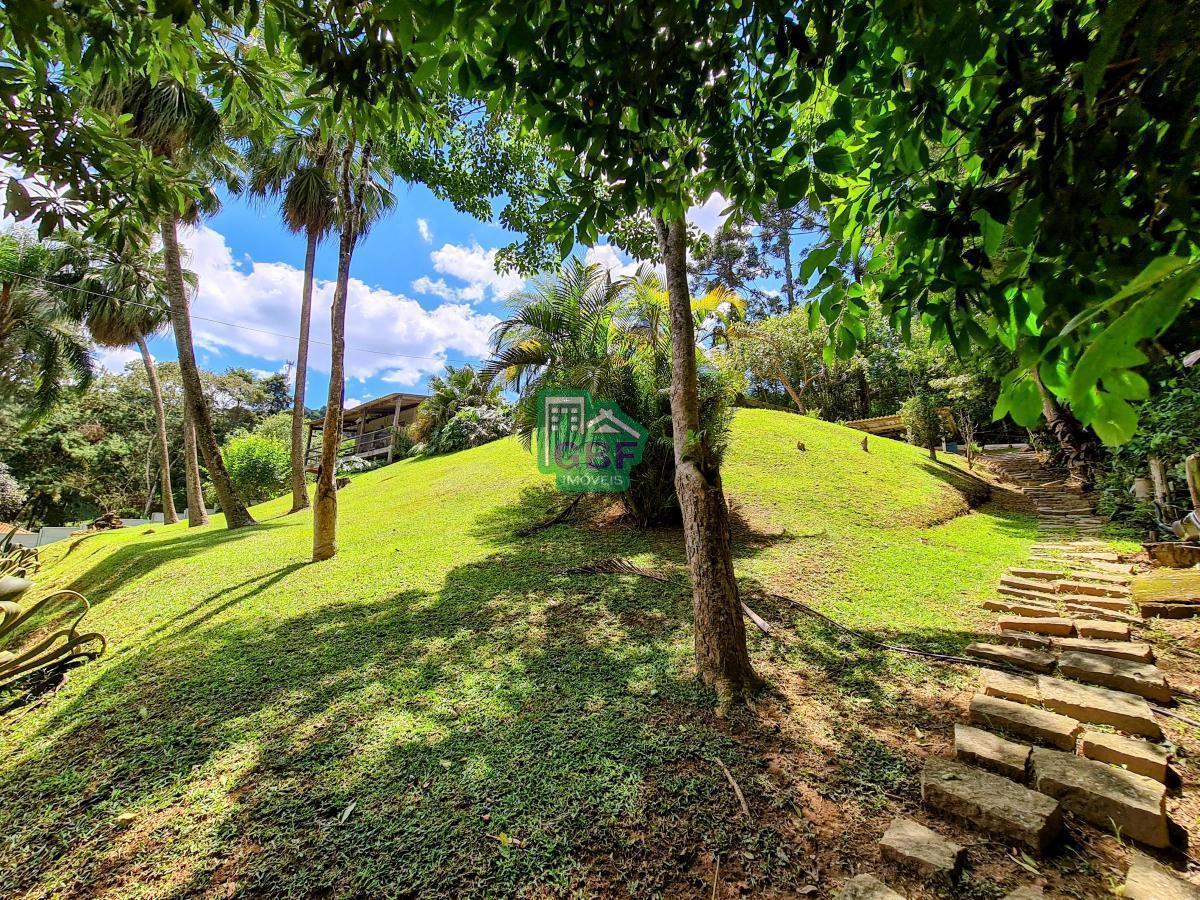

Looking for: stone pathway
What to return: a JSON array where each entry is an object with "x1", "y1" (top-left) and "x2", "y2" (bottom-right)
[{"x1": 835, "y1": 453, "x2": 1200, "y2": 898}]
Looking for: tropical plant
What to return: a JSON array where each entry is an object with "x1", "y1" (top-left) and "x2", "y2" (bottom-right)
[
  {"x1": 413, "y1": 365, "x2": 505, "y2": 445},
  {"x1": 485, "y1": 259, "x2": 735, "y2": 526},
  {"x1": 93, "y1": 74, "x2": 254, "y2": 530},
  {"x1": 0, "y1": 230, "x2": 94, "y2": 420},
  {"x1": 428, "y1": 406, "x2": 513, "y2": 455}
]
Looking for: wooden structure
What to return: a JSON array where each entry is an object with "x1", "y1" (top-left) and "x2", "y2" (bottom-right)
[
  {"x1": 845, "y1": 408, "x2": 958, "y2": 438},
  {"x1": 305, "y1": 392, "x2": 427, "y2": 467}
]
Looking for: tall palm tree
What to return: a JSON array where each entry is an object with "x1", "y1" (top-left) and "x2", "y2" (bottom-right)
[
  {"x1": 246, "y1": 129, "x2": 337, "y2": 513},
  {"x1": 312, "y1": 129, "x2": 396, "y2": 562},
  {"x1": 55, "y1": 231, "x2": 195, "y2": 525},
  {"x1": 94, "y1": 75, "x2": 254, "y2": 529},
  {"x1": 0, "y1": 230, "x2": 94, "y2": 420}
]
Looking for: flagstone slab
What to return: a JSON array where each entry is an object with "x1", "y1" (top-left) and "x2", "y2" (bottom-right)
[
  {"x1": 878, "y1": 816, "x2": 964, "y2": 881},
  {"x1": 1080, "y1": 731, "x2": 1170, "y2": 783},
  {"x1": 1123, "y1": 851, "x2": 1200, "y2": 899},
  {"x1": 1029, "y1": 747, "x2": 1169, "y2": 847},
  {"x1": 981, "y1": 670, "x2": 1042, "y2": 704},
  {"x1": 1050, "y1": 637, "x2": 1153, "y2": 663},
  {"x1": 1057, "y1": 579, "x2": 1130, "y2": 598},
  {"x1": 954, "y1": 723, "x2": 1031, "y2": 781},
  {"x1": 968, "y1": 643, "x2": 1056, "y2": 674},
  {"x1": 922, "y1": 757, "x2": 1062, "y2": 851},
  {"x1": 1073, "y1": 617, "x2": 1133, "y2": 638},
  {"x1": 984, "y1": 598, "x2": 1060, "y2": 617},
  {"x1": 1036, "y1": 676, "x2": 1162, "y2": 740},
  {"x1": 1057, "y1": 651, "x2": 1171, "y2": 703},
  {"x1": 998, "y1": 616, "x2": 1075, "y2": 637},
  {"x1": 996, "y1": 633, "x2": 1053, "y2": 651},
  {"x1": 970, "y1": 693, "x2": 1081, "y2": 750}
]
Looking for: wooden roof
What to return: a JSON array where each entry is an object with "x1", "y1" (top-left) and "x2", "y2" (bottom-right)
[{"x1": 308, "y1": 392, "x2": 427, "y2": 426}]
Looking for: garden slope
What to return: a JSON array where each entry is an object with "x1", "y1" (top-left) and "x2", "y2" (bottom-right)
[{"x1": 0, "y1": 409, "x2": 1036, "y2": 898}]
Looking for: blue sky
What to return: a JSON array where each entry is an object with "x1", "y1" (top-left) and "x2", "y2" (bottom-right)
[{"x1": 100, "y1": 185, "x2": 730, "y2": 410}]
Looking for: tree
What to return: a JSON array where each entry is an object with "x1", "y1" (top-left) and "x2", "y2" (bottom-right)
[
  {"x1": 413, "y1": 365, "x2": 504, "y2": 445},
  {"x1": 93, "y1": 75, "x2": 255, "y2": 529},
  {"x1": 55, "y1": 230, "x2": 187, "y2": 524},
  {"x1": 0, "y1": 230, "x2": 94, "y2": 420},
  {"x1": 900, "y1": 392, "x2": 943, "y2": 462},
  {"x1": 247, "y1": 129, "x2": 337, "y2": 513}
]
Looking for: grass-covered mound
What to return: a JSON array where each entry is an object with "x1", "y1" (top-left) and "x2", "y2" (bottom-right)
[{"x1": 1, "y1": 410, "x2": 1037, "y2": 897}]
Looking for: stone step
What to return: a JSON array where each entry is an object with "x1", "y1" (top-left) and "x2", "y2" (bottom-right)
[
  {"x1": 998, "y1": 616, "x2": 1075, "y2": 637},
  {"x1": 998, "y1": 584, "x2": 1062, "y2": 605},
  {"x1": 1037, "y1": 675, "x2": 1162, "y2": 740},
  {"x1": 1069, "y1": 610, "x2": 1136, "y2": 632},
  {"x1": 1050, "y1": 637, "x2": 1153, "y2": 663},
  {"x1": 954, "y1": 723, "x2": 1031, "y2": 781},
  {"x1": 968, "y1": 643, "x2": 1056, "y2": 674},
  {"x1": 1057, "y1": 651, "x2": 1171, "y2": 703},
  {"x1": 1140, "y1": 602, "x2": 1200, "y2": 620},
  {"x1": 922, "y1": 757, "x2": 1062, "y2": 851},
  {"x1": 981, "y1": 670, "x2": 1042, "y2": 704},
  {"x1": 969, "y1": 693, "x2": 1081, "y2": 750},
  {"x1": 1057, "y1": 579, "x2": 1130, "y2": 599},
  {"x1": 1029, "y1": 747, "x2": 1169, "y2": 847},
  {"x1": 1080, "y1": 731, "x2": 1170, "y2": 783},
  {"x1": 1061, "y1": 593, "x2": 1133, "y2": 612},
  {"x1": 1123, "y1": 851, "x2": 1200, "y2": 899},
  {"x1": 1068, "y1": 569, "x2": 1132, "y2": 586},
  {"x1": 985, "y1": 598, "x2": 1060, "y2": 618},
  {"x1": 878, "y1": 816, "x2": 964, "y2": 882},
  {"x1": 1001, "y1": 575, "x2": 1059, "y2": 593},
  {"x1": 835, "y1": 874, "x2": 905, "y2": 899},
  {"x1": 1007, "y1": 567, "x2": 1066, "y2": 581},
  {"x1": 996, "y1": 633, "x2": 1053, "y2": 651}
]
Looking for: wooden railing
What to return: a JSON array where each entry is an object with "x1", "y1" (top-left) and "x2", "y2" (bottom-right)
[{"x1": 307, "y1": 427, "x2": 393, "y2": 465}]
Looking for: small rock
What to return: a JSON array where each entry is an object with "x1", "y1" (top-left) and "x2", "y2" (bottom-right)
[
  {"x1": 1030, "y1": 747, "x2": 1169, "y2": 848},
  {"x1": 1123, "y1": 850, "x2": 1200, "y2": 899},
  {"x1": 1003, "y1": 887, "x2": 1044, "y2": 900},
  {"x1": 954, "y1": 723, "x2": 1031, "y2": 781},
  {"x1": 878, "y1": 816, "x2": 963, "y2": 881},
  {"x1": 834, "y1": 874, "x2": 904, "y2": 899},
  {"x1": 1080, "y1": 731, "x2": 1170, "y2": 783}
]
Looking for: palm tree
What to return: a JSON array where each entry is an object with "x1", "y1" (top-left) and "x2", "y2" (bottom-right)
[
  {"x1": 246, "y1": 129, "x2": 337, "y2": 513},
  {"x1": 484, "y1": 259, "x2": 736, "y2": 525},
  {"x1": 413, "y1": 365, "x2": 504, "y2": 444},
  {"x1": 94, "y1": 75, "x2": 254, "y2": 529},
  {"x1": 0, "y1": 230, "x2": 94, "y2": 420},
  {"x1": 312, "y1": 129, "x2": 397, "y2": 562},
  {"x1": 55, "y1": 231, "x2": 194, "y2": 525}
]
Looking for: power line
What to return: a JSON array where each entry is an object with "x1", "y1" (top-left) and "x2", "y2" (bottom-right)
[{"x1": 0, "y1": 264, "x2": 485, "y2": 367}]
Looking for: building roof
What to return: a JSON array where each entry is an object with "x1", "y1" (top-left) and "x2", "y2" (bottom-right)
[
  {"x1": 308, "y1": 392, "x2": 428, "y2": 426},
  {"x1": 0, "y1": 522, "x2": 34, "y2": 536}
]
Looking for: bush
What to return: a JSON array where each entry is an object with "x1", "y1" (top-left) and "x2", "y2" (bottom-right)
[
  {"x1": 222, "y1": 434, "x2": 291, "y2": 504},
  {"x1": 253, "y1": 411, "x2": 294, "y2": 449},
  {"x1": 900, "y1": 391, "x2": 943, "y2": 460},
  {"x1": 0, "y1": 461, "x2": 26, "y2": 521},
  {"x1": 429, "y1": 405, "x2": 513, "y2": 454}
]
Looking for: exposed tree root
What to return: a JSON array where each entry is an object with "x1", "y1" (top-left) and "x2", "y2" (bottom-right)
[{"x1": 517, "y1": 495, "x2": 583, "y2": 537}]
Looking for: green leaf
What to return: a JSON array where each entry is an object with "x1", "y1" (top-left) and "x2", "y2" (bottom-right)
[
  {"x1": 1011, "y1": 199, "x2": 1041, "y2": 248},
  {"x1": 778, "y1": 167, "x2": 809, "y2": 207},
  {"x1": 1083, "y1": 0, "x2": 1145, "y2": 106},
  {"x1": 1091, "y1": 390, "x2": 1139, "y2": 444},
  {"x1": 996, "y1": 376, "x2": 1042, "y2": 428},
  {"x1": 812, "y1": 146, "x2": 853, "y2": 175}
]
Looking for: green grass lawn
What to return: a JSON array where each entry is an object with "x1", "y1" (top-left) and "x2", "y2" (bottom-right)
[{"x1": 0, "y1": 410, "x2": 1039, "y2": 898}]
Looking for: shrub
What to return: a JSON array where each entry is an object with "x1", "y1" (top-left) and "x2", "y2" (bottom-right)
[
  {"x1": 221, "y1": 434, "x2": 291, "y2": 504},
  {"x1": 253, "y1": 411, "x2": 294, "y2": 449},
  {"x1": 429, "y1": 405, "x2": 513, "y2": 454},
  {"x1": 0, "y1": 462, "x2": 27, "y2": 521}
]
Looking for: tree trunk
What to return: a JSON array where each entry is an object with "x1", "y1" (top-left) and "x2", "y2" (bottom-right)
[
  {"x1": 289, "y1": 228, "x2": 319, "y2": 513},
  {"x1": 776, "y1": 366, "x2": 806, "y2": 414},
  {"x1": 781, "y1": 228, "x2": 796, "y2": 312},
  {"x1": 313, "y1": 138, "x2": 367, "y2": 562},
  {"x1": 137, "y1": 335, "x2": 178, "y2": 524},
  {"x1": 160, "y1": 216, "x2": 255, "y2": 529},
  {"x1": 655, "y1": 211, "x2": 762, "y2": 709},
  {"x1": 1186, "y1": 454, "x2": 1200, "y2": 513},
  {"x1": 928, "y1": 442, "x2": 938, "y2": 461},
  {"x1": 182, "y1": 407, "x2": 207, "y2": 526},
  {"x1": 1031, "y1": 370, "x2": 1101, "y2": 487}
]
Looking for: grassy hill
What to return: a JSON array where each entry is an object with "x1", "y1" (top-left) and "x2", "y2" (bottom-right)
[{"x1": 1, "y1": 410, "x2": 1037, "y2": 898}]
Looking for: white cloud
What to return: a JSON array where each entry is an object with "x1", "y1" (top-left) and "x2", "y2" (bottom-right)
[
  {"x1": 688, "y1": 192, "x2": 729, "y2": 236},
  {"x1": 94, "y1": 346, "x2": 142, "y2": 374},
  {"x1": 411, "y1": 241, "x2": 525, "y2": 304},
  {"x1": 416, "y1": 218, "x2": 432, "y2": 243},
  {"x1": 178, "y1": 226, "x2": 498, "y2": 387},
  {"x1": 584, "y1": 244, "x2": 640, "y2": 279},
  {"x1": 345, "y1": 397, "x2": 362, "y2": 409}
]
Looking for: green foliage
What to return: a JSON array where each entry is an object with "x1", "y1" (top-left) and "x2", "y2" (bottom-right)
[
  {"x1": 900, "y1": 392, "x2": 943, "y2": 457},
  {"x1": 414, "y1": 365, "x2": 505, "y2": 448},
  {"x1": 221, "y1": 433, "x2": 290, "y2": 505},
  {"x1": 252, "y1": 410, "x2": 294, "y2": 449},
  {"x1": 0, "y1": 461, "x2": 26, "y2": 521},
  {"x1": 428, "y1": 405, "x2": 514, "y2": 455}
]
